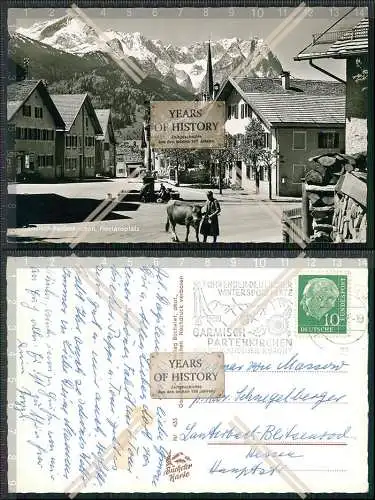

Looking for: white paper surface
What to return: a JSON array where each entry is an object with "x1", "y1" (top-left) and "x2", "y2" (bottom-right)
[{"x1": 11, "y1": 263, "x2": 368, "y2": 494}]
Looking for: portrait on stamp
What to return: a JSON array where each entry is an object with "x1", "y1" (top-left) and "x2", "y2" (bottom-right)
[{"x1": 298, "y1": 275, "x2": 347, "y2": 334}]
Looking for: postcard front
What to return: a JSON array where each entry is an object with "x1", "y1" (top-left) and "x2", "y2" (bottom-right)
[
  {"x1": 8, "y1": 257, "x2": 368, "y2": 494},
  {"x1": 7, "y1": 6, "x2": 368, "y2": 247}
]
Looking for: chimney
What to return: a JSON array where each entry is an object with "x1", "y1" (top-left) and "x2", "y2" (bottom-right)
[{"x1": 280, "y1": 70, "x2": 290, "y2": 90}]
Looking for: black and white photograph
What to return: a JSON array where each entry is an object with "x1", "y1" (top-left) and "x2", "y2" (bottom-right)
[{"x1": 6, "y1": 5, "x2": 369, "y2": 245}]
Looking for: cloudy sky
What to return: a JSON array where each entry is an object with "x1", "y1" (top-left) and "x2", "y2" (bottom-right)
[{"x1": 9, "y1": 6, "x2": 365, "y2": 80}]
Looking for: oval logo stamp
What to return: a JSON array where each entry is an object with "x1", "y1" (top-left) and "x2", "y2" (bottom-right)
[{"x1": 298, "y1": 275, "x2": 347, "y2": 334}]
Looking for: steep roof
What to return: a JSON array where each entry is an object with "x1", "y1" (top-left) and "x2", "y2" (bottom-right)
[
  {"x1": 50, "y1": 93, "x2": 103, "y2": 134},
  {"x1": 7, "y1": 79, "x2": 65, "y2": 129},
  {"x1": 243, "y1": 93, "x2": 345, "y2": 127},
  {"x1": 295, "y1": 17, "x2": 368, "y2": 60},
  {"x1": 95, "y1": 108, "x2": 115, "y2": 141},
  {"x1": 231, "y1": 76, "x2": 345, "y2": 96}
]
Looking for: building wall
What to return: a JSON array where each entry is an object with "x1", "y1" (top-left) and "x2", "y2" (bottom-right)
[
  {"x1": 346, "y1": 55, "x2": 368, "y2": 154},
  {"x1": 8, "y1": 87, "x2": 57, "y2": 180},
  {"x1": 224, "y1": 90, "x2": 273, "y2": 194},
  {"x1": 64, "y1": 103, "x2": 97, "y2": 179},
  {"x1": 277, "y1": 126, "x2": 345, "y2": 196},
  {"x1": 103, "y1": 120, "x2": 116, "y2": 176},
  {"x1": 225, "y1": 94, "x2": 251, "y2": 135},
  {"x1": 95, "y1": 139, "x2": 104, "y2": 174}
]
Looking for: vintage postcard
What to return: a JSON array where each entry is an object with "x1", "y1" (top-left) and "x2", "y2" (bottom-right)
[
  {"x1": 6, "y1": 5, "x2": 368, "y2": 246},
  {"x1": 8, "y1": 257, "x2": 369, "y2": 494}
]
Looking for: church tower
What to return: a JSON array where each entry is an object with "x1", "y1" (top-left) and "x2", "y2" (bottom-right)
[{"x1": 205, "y1": 40, "x2": 214, "y2": 101}]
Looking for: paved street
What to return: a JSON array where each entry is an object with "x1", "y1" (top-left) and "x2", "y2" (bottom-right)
[{"x1": 8, "y1": 179, "x2": 300, "y2": 243}]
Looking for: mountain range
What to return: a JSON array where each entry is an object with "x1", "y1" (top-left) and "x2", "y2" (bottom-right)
[
  {"x1": 15, "y1": 14, "x2": 283, "y2": 92},
  {"x1": 9, "y1": 15, "x2": 283, "y2": 139}
]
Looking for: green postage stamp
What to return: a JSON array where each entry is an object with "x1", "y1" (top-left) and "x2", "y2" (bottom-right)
[{"x1": 298, "y1": 275, "x2": 348, "y2": 334}]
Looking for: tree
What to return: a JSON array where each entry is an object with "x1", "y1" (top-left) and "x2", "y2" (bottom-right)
[
  {"x1": 165, "y1": 149, "x2": 194, "y2": 170},
  {"x1": 210, "y1": 133, "x2": 238, "y2": 193},
  {"x1": 237, "y1": 119, "x2": 278, "y2": 199}
]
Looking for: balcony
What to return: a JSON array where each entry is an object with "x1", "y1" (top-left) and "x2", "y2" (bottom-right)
[{"x1": 312, "y1": 26, "x2": 368, "y2": 45}]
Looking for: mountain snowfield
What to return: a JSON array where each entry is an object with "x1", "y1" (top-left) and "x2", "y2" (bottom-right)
[{"x1": 16, "y1": 15, "x2": 283, "y2": 91}]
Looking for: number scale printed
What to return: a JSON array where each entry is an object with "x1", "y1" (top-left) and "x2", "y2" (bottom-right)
[
  {"x1": 6, "y1": 6, "x2": 368, "y2": 247},
  {"x1": 8, "y1": 258, "x2": 369, "y2": 494}
]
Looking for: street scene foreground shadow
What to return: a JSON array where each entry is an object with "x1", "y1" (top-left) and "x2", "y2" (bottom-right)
[
  {"x1": 8, "y1": 193, "x2": 139, "y2": 228},
  {"x1": 7, "y1": 179, "x2": 300, "y2": 243}
]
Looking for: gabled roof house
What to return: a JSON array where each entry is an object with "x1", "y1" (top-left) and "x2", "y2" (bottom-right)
[
  {"x1": 215, "y1": 74, "x2": 346, "y2": 197},
  {"x1": 50, "y1": 93, "x2": 103, "y2": 179},
  {"x1": 7, "y1": 79, "x2": 65, "y2": 180},
  {"x1": 295, "y1": 14, "x2": 369, "y2": 154}
]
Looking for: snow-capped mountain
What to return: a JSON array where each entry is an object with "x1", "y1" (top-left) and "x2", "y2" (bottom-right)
[{"x1": 16, "y1": 15, "x2": 283, "y2": 92}]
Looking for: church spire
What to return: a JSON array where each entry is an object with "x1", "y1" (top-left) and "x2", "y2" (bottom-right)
[{"x1": 206, "y1": 40, "x2": 214, "y2": 100}]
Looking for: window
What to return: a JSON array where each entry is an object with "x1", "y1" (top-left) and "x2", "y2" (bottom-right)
[
  {"x1": 16, "y1": 127, "x2": 21, "y2": 139},
  {"x1": 244, "y1": 104, "x2": 252, "y2": 118},
  {"x1": 293, "y1": 131, "x2": 307, "y2": 151},
  {"x1": 27, "y1": 128, "x2": 32, "y2": 140},
  {"x1": 22, "y1": 105, "x2": 31, "y2": 117},
  {"x1": 85, "y1": 157, "x2": 94, "y2": 168},
  {"x1": 85, "y1": 117, "x2": 89, "y2": 129},
  {"x1": 66, "y1": 135, "x2": 71, "y2": 148},
  {"x1": 79, "y1": 136, "x2": 82, "y2": 147},
  {"x1": 318, "y1": 131, "x2": 339, "y2": 149},
  {"x1": 240, "y1": 104, "x2": 245, "y2": 119},
  {"x1": 46, "y1": 130, "x2": 54, "y2": 141},
  {"x1": 35, "y1": 107, "x2": 43, "y2": 118},
  {"x1": 66, "y1": 158, "x2": 76, "y2": 170},
  {"x1": 85, "y1": 136, "x2": 94, "y2": 147},
  {"x1": 42, "y1": 129, "x2": 47, "y2": 141},
  {"x1": 104, "y1": 142, "x2": 110, "y2": 151},
  {"x1": 292, "y1": 164, "x2": 306, "y2": 183},
  {"x1": 39, "y1": 155, "x2": 53, "y2": 167},
  {"x1": 231, "y1": 105, "x2": 238, "y2": 119},
  {"x1": 227, "y1": 106, "x2": 231, "y2": 120},
  {"x1": 71, "y1": 135, "x2": 77, "y2": 148}
]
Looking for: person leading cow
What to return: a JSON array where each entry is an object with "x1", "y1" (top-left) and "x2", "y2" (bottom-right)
[{"x1": 200, "y1": 190, "x2": 221, "y2": 243}]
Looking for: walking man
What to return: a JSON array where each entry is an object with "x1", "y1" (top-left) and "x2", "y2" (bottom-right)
[{"x1": 200, "y1": 190, "x2": 221, "y2": 243}]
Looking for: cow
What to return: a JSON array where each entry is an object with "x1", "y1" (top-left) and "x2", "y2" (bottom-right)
[{"x1": 165, "y1": 200, "x2": 203, "y2": 242}]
